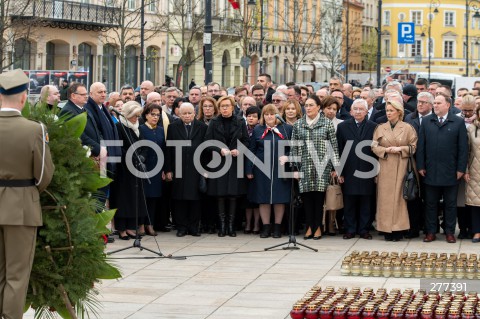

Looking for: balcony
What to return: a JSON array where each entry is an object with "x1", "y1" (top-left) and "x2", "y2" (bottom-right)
[{"x1": 11, "y1": 0, "x2": 119, "y2": 32}]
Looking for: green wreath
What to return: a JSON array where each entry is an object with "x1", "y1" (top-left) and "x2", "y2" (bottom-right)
[{"x1": 23, "y1": 102, "x2": 121, "y2": 318}]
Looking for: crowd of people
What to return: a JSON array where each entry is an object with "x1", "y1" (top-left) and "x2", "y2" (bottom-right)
[{"x1": 52, "y1": 73, "x2": 480, "y2": 244}]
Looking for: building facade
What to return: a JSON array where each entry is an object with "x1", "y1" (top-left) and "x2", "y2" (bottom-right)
[
  {"x1": 382, "y1": 0, "x2": 480, "y2": 76},
  {"x1": 6, "y1": 0, "x2": 168, "y2": 93}
]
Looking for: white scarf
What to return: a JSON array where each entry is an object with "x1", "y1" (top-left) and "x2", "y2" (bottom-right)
[
  {"x1": 120, "y1": 116, "x2": 140, "y2": 138},
  {"x1": 306, "y1": 112, "x2": 321, "y2": 128}
]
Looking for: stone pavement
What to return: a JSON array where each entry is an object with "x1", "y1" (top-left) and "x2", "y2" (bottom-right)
[{"x1": 25, "y1": 232, "x2": 480, "y2": 319}]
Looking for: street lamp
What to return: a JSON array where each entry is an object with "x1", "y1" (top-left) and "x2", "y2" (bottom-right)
[
  {"x1": 421, "y1": 0, "x2": 439, "y2": 83},
  {"x1": 248, "y1": 0, "x2": 263, "y2": 75},
  {"x1": 204, "y1": 0, "x2": 213, "y2": 84},
  {"x1": 466, "y1": 0, "x2": 480, "y2": 77}
]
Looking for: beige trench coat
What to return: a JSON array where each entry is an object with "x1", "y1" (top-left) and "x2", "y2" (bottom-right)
[
  {"x1": 466, "y1": 123, "x2": 480, "y2": 206},
  {"x1": 371, "y1": 121, "x2": 418, "y2": 233}
]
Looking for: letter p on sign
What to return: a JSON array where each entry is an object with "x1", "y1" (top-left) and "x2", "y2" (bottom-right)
[{"x1": 398, "y1": 22, "x2": 415, "y2": 44}]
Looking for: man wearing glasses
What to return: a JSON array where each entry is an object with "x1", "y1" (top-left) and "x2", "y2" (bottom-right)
[{"x1": 206, "y1": 82, "x2": 221, "y2": 97}]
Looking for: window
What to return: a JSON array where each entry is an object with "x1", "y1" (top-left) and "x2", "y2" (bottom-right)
[
  {"x1": 303, "y1": 0, "x2": 308, "y2": 33},
  {"x1": 125, "y1": 46, "x2": 138, "y2": 86},
  {"x1": 398, "y1": 43, "x2": 406, "y2": 57},
  {"x1": 14, "y1": 39, "x2": 31, "y2": 70},
  {"x1": 444, "y1": 11, "x2": 454, "y2": 26},
  {"x1": 128, "y1": 0, "x2": 135, "y2": 9},
  {"x1": 148, "y1": 0, "x2": 156, "y2": 12},
  {"x1": 146, "y1": 46, "x2": 157, "y2": 84},
  {"x1": 411, "y1": 40, "x2": 422, "y2": 56},
  {"x1": 411, "y1": 11, "x2": 422, "y2": 25},
  {"x1": 384, "y1": 11, "x2": 391, "y2": 25},
  {"x1": 274, "y1": 0, "x2": 278, "y2": 28},
  {"x1": 444, "y1": 40, "x2": 454, "y2": 58},
  {"x1": 102, "y1": 44, "x2": 116, "y2": 92},
  {"x1": 284, "y1": 1, "x2": 289, "y2": 28}
]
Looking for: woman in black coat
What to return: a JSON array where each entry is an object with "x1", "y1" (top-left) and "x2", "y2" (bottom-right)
[
  {"x1": 110, "y1": 101, "x2": 147, "y2": 240},
  {"x1": 165, "y1": 103, "x2": 208, "y2": 236},
  {"x1": 246, "y1": 104, "x2": 292, "y2": 238},
  {"x1": 205, "y1": 96, "x2": 249, "y2": 237},
  {"x1": 139, "y1": 103, "x2": 166, "y2": 236}
]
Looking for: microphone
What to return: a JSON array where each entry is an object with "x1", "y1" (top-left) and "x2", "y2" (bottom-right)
[
  {"x1": 275, "y1": 114, "x2": 286, "y2": 124},
  {"x1": 109, "y1": 106, "x2": 123, "y2": 117}
]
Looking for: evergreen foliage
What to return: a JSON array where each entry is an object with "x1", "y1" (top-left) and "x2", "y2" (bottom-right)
[{"x1": 22, "y1": 102, "x2": 121, "y2": 318}]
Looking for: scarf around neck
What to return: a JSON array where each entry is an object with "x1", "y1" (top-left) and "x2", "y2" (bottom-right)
[{"x1": 120, "y1": 116, "x2": 140, "y2": 138}]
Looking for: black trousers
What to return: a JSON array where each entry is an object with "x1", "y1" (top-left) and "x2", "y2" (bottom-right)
[
  {"x1": 457, "y1": 206, "x2": 472, "y2": 234},
  {"x1": 471, "y1": 206, "x2": 480, "y2": 234},
  {"x1": 343, "y1": 194, "x2": 372, "y2": 235},
  {"x1": 201, "y1": 195, "x2": 217, "y2": 228},
  {"x1": 145, "y1": 197, "x2": 170, "y2": 227},
  {"x1": 174, "y1": 200, "x2": 201, "y2": 233},
  {"x1": 114, "y1": 217, "x2": 136, "y2": 231},
  {"x1": 424, "y1": 184, "x2": 458, "y2": 235},
  {"x1": 302, "y1": 191, "x2": 325, "y2": 232}
]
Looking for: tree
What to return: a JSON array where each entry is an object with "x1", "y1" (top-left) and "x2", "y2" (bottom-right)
[
  {"x1": 275, "y1": 0, "x2": 324, "y2": 82},
  {"x1": 0, "y1": 0, "x2": 37, "y2": 72},
  {"x1": 155, "y1": 0, "x2": 208, "y2": 92},
  {"x1": 360, "y1": 29, "x2": 378, "y2": 83},
  {"x1": 318, "y1": 0, "x2": 362, "y2": 80},
  {"x1": 230, "y1": 1, "x2": 259, "y2": 83},
  {"x1": 99, "y1": 0, "x2": 160, "y2": 87}
]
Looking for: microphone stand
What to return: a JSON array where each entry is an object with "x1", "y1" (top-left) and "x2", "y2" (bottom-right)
[
  {"x1": 107, "y1": 110, "x2": 185, "y2": 259},
  {"x1": 264, "y1": 118, "x2": 318, "y2": 252}
]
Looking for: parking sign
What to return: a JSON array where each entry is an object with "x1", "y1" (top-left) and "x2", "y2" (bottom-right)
[{"x1": 398, "y1": 22, "x2": 415, "y2": 44}]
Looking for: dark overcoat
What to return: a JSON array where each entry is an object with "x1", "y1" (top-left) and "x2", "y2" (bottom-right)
[
  {"x1": 165, "y1": 119, "x2": 208, "y2": 201},
  {"x1": 204, "y1": 115, "x2": 249, "y2": 197},
  {"x1": 245, "y1": 123, "x2": 293, "y2": 204},
  {"x1": 336, "y1": 118, "x2": 378, "y2": 195},
  {"x1": 139, "y1": 124, "x2": 165, "y2": 198},
  {"x1": 110, "y1": 122, "x2": 146, "y2": 219},
  {"x1": 416, "y1": 111, "x2": 468, "y2": 186}
]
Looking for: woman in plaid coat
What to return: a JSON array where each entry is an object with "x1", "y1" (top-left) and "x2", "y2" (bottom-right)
[{"x1": 291, "y1": 95, "x2": 339, "y2": 240}]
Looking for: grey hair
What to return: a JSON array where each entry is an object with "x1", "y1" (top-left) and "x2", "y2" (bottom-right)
[
  {"x1": 417, "y1": 92, "x2": 434, "y2": 104},
  {"x1": 272, "y1": 92, "x2": 287, "y2": 100},
  {"x1": 179, "y1": 102, "x2": 194, "y2": 112},
  {"x1": 352, "y1": 98, "x2": 368, "y2": 111},
  {"x1": 386, "y1": 81, "x2": 403, "y2": 94}
]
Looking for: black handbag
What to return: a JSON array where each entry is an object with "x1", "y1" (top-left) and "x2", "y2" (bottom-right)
[
  {"x1": 403, "y1": 145, "x2": 419, "y2": 201},
  {"x1": 199, "y1": 175, "x2": 207, "y2": 193}
]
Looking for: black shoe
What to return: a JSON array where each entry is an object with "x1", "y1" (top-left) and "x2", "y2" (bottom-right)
[
  {"x1": 404, "y1": 231, "x2": 419, "y2": 239},
  {"x1": 107, "y1": 234, "x2": 115, "y2": 243},
  {"x1": 126, "y1": 231, "x2": 140, "y2": 239},
  {"x1": 458, "y1": 232, "x2": 469, "y2": 239},
  {"x1": 190, "y1": 232, "x2": 201, "y2": 237},
  {"x1": 244, "y1": 229, "x2": 252, "y2": 234},
  {"x1": 384, "y1": 233, "x2": 393, "y2": 241},
  {"x1": 176, "y1": 230, "x2": 187, "y2": 237},
  {"x1": 260, "y1": 224, "x2": 271, "y2": 238},
  {"x1": 119, "y1": 234, "x2": 130, "y2": 240},
  {"x1": 272, "y1": 224, "x2": 282, "y2": 238}
]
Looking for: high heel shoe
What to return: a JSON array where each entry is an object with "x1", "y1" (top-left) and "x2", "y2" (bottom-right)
[
  {"x1": 119, "y1": 232, "x2": 130, "y2": 240},
  {"x1": 126, "y1": 231, "x2": 140, "y2": 239},
  {"x1": 145, "y1": 226, "x2": 157, "y2": 236},
  {"x1": 313, "y1": 227, "x2": 322, "y2": 240}
]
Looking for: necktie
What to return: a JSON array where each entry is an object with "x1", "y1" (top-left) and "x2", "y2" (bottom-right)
[
  {"x1": 439, "y1": 117, "x2": 444, "y2": 124},
  {"x1": 419, "y1": 116, "x2": 422, "y2": 125},
  {"x1": 186, "y1": 124, "x2": 191, "y2": 138}
]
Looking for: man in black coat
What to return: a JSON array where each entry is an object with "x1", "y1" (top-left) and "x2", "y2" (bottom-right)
[
  {"x1": 417, "y1": 93, "x2": 468, "y2": 243},
  {"x1": 404, "y1": 91, "x2": 434, "y2": 238},
  {"x1": 403, "y1": 84, "x2": 418, "y2": 113},
  {"x1": 165, "y1": 103, "x2": 208, "y2": 237},
  {"x1": 84, "y1": 82, "x2": 121, "y2": 184},
  {"x1": 331, "y1": 89, "x2": 352, "y2": 120},
  {"x1": 336, "y1": 99, "x2": 378, "y2": 240},
  {"x1": 59, "y1": 82, "x2": 103, "y2": 158}
]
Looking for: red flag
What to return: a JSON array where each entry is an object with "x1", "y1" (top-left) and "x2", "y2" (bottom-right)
[{"x1": 228, "y1": 0, "x2": 240, "y2": 9}]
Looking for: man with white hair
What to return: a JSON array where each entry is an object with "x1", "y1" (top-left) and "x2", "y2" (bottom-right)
[
  {"x1": 271, "y1": 91, "x2": 287, "y2": 112},
  {"x1": 39, "y1": 85, "x2": 60, "y2": 110},
  {"x1": 164, "y1": 102, "x2": 208, "y2": 237},
  {"x1": 316, "y1": 87, "x2": 329, "y2": 101},
  {"x1": 336, "y1": 98, "x2": 378, "y2": 240}
]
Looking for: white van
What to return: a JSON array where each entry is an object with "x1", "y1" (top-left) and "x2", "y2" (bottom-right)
[{"x1": 414, "y1": 72, "x2": 461, "y2": 93}]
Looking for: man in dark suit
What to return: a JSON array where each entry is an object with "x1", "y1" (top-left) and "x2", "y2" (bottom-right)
[
  {"x1": 136, "y1": 80, "x2": 155, "y2": 107},
  {"x1": 165, "y1": 103, "x2": 208, "y2": 237},
  {"x1": 84, "y1": 82, "x2": 121, "y2": 202},
  {"x1": 403, "y1": 84, "x2": 418, "y2": 112},
  {"x1": 0, "y1": 69, "x2": 54, "y2": 319},
  {"x1": 336, "y1": 99, "x2": 378, "y2": 240},
  {"x1": 417, "y1": 93, "x2": 468, "y2": 243},
  {"x1": 59, "y1": 83, "x2": 104, "y2": 158},
  {"x1": 331, "y1": 89, "x2": 352, "y2": 120},
  {"x1": 360, "y1": 89, "x2": 378, "y2": 121},
  {"x1": 404, "y1": 91, "x2": 434, "y2": 238}
]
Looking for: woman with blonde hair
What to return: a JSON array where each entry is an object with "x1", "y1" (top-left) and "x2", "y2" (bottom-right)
[
  {"x1": 282, "y1": 99, "x2": 303, "y2": 125},
  {"x1": 246, "y1": 104, "x2": 293, "y2": 238},
  {"x1": 371, "y1": 100, "x2": 418, "y2": 241}
]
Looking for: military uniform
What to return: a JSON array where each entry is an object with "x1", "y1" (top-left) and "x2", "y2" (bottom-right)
[{"x1": 0, "y1": 69, "x2": 54, "y2": 319}]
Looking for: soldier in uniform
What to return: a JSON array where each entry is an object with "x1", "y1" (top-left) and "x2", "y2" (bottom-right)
[{"x1": 0, "y1": 69, "x2": 54, "y2": 319}]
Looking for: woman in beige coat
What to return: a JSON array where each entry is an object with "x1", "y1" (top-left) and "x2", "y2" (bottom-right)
[
  {"x1": 372, "y1": 100, "x2": 418, "y2": 241},
  {"x1": 464, "y1": 108, "x2": 480, "y2": 243}
]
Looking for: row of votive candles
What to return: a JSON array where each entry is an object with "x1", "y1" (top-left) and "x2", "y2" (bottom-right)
[
  {"x1": 341, "y1": 251, "x2": 480, "y2": 279},
  {"x1": 291, "y1": 287, "x2": 480, "y2": 319}
]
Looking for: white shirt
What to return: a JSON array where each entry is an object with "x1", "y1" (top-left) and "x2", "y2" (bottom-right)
[
  {"x1": 0, "y1": 107, "x2": 21, "y2": 114},
  {"x1": 418, "y1": 111, "x2": 432, "y2": 125}
]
